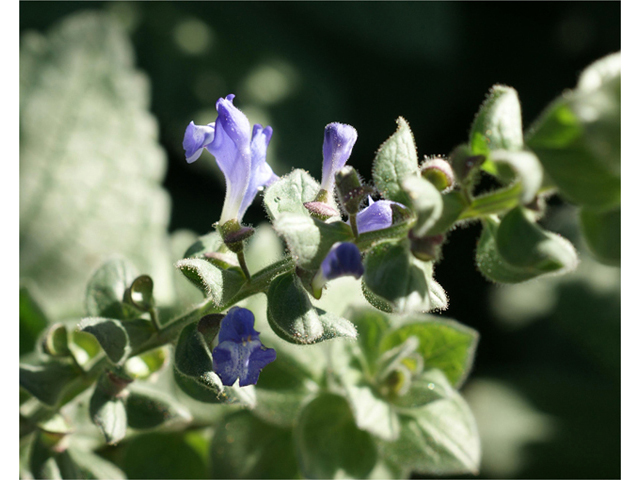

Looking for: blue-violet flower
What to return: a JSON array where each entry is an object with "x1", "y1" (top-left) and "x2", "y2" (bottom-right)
[
  {"x1": 356, "y1": 196, "x2": 404, "y2": 234},
  {"x1": 311, "y1": 242, "x2": 364, "y2": 298},
  {"x1": 320, "y1": 123, "x2": 358, "y2": 197},
  {"x1": 211, "y1": 307, "x2": 276, "y2": 387},
  {"x1": 183, "y1": 94, "x2": 278, "y2": 224}
]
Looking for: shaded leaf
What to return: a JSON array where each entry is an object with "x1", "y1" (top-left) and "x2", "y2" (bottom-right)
[
  {"x1": 579, "y1": 206, "x2": 620, "y2": 266},
  {"x1": 85, "y1": 257, "x2": 140, "y2": 320},
  {"x1": 20, "y1": 286, "x2": 50, "y2": 357},
  {"x1": 20, "y1": 359, "x2": 81, "y2": 406},
  {"x1": 89, "y1": 387, "x2": 128, "y2": 445},
  {"x1": 20, "y1": 13, "x2": 174, "y2": 319},
  {"x1": 125, "y1": 386, "x2": 192, "y2": 430},
  {"x1": 175, "y1": 258, "x2": 245, "y2": 307},
  {"x1": 79, "y1": 317, "x2": 154, "y2": 365},
  {"x1": 372, "y1": 117, "x2": 419, "y2": 206},
  {"x1": 263, "y1": 168, "x2": 324, "y2": 220}
]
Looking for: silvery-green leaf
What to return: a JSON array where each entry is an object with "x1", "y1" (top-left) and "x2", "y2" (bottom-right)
[{"x1": 20, "y1": 12, "x2": 174, "y2": 320}]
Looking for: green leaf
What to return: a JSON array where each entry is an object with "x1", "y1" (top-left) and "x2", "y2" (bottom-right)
[
  {"x1": 85, "y1": 257, "x2": 140, "y2": 320},
  {"x1": 579, "y1": 206, "x2": 620, "y2": 266},
  {"x1": 476, "y1": 213, "x2": 578, "y2": 283},
  {"x1": 379, "y1": 383, "x2": 481, "y2": 476},
  {"x1": 469, "y1": 84, "x2": 524, "y2": 156},
  {"x1": 347, "y1": 308, "x2": 391, "y2": 373},
  {"x1": 459, "y1": 182, "x2": 521, "y2": 220},
  {"x1": 294, "y1": 393, "x2": 377, "y2": 479},
  {"x1": 122, "y1": 432, "x2": 208, "y2": 480},
  {"x1": 210, "y1": 411, "x2": 301, "y2": 479},
  {"x1": 273, "y1": 213, "x2": 353, "y2": 271},
  {"x1": 267, "y1": 273, "x2": 357, "y2": 344},
  {"x1": 426, "y1": 190, "x2": 468, "y2": 235},
  {"x1": 127, "y1": 275, "x2": 155, "y2": 312},
  {"x1": 391, "y1": 368, "x2": 452, "y2": 409},
  {"x1": 183, "y1": 231, "x2": 225, "y2": 259},
  {"x1": 526, "y1": 53, "x2": 620, "y2": 209},
  {"x1": 20, "y1": 286, "x2": 50, "y2": 357},
  {"x1": 401, "y1": 176, "x2": 443, "y2": 237},
  {"x1": 344, "y1": 384, "x2": 401, "y2": 441},
  {"x1": 89, "y1": 387, "x2": 128, "y2": 445},
  {"x1": 67, "y1": 446, "x2": 126, "y2": 479},
  {"x1": 263, "y1": 168, "x2": 326, "y2": 220},
  {"x1": 79, "y1": 317, "x2": 154, "y2": 365},
  {"x1": 29, "y1": 433, "x2": 65, "y2": 480},
  {"x1": 124, "y1": 347, "x2": 169, "y2": 380},
  {"x1": 489, "y1": 149, "x2": 544, "y2": 204},
  {"x1": 20, "y1": 13, "x2": 174, "y2": 320},
  {"x1": 20, "y1": 359, "x2": 81, "y2": 406},
  {"x1": 496, "y1": 207, "x2": 578, "y2": 273},
  {"x1": 41, "y1": 323, "x2": 71, "y2": 357},
  {"x1": 173, "y1": 322, "x2": 256, "y2": 406},
  {"x1": 125, "y1": 386, "x2": 192, "y2": 430},
  {"x1": 372, "y1": 117, "x2": 420, "y2": 206},
  {"x1": 175, "y1": 258, "x2": 245, "y2": 307},
  {"x1": 380, "y1": 316, "x2": 478, "y2": 388},
  {"x1": 362, "y1": 240, "x2": 448, "y2": 313}
]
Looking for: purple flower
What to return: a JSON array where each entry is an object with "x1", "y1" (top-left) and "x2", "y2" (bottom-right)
[
  {"x1": 183, "y1": 95, "x2": 277, "y2": 224},
  {"x1": 311, "y1": 242, "x2": 364, "y2": 298},
  {"x1": 356, "y1": 197, "x2": 404, "y2": 234},
  {"x1": 320, "y1": 123, "x2": 358, "y2": 196},
  {"x1": 211, "y1": 307, "x2": 276, "y2": 387}
]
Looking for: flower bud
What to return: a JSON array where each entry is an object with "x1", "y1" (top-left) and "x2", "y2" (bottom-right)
[
  {"x1": 335, "y1": 166, "x2": 370, "y2": 215},
  {"x1": 421, "y1": 157, "x2": 455, "y2": 192}
]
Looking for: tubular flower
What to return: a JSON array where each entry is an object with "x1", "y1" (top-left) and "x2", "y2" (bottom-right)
[
  {"x1": 211, "y1": 307, "x2": 276, "y2": 387},
  {"x1": 319, "y1": 123, "x2": 358, "y2": 197},
  {"x1": 182, "y1": 94, "x2": 277, "y2": 224},
  {"x1": 311, "y1": 242, "x2": 364, "y2": 298},
  {"x1": 356, "y1": 196, "x2": 404, "y2": 234}
]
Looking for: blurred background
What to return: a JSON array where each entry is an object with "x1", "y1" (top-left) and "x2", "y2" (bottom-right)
[{"x1": 20, "y1": 2, "x2": 620, "y2": 478}]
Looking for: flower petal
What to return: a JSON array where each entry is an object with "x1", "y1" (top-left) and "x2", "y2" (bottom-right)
[
  {"x1": 239, "y1": 124, "x2": 278, "y2": 218},
  {"x1": 356, "y1": 198, "x2": 402, "y2": 234},
  {"x1": 217, "y1": 306, "x2": 260, "y2": 344},
  {"x1": 320, "y1": 242, "x2": 364, "y2": 281},
  {"x1": 183, "y1": 121, "x2": 215, "y2": 164},
  {"x1": 321, "y1": 123, "x2": 358, "y2": 192}
]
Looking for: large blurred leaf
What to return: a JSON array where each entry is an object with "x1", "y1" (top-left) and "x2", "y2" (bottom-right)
[
  {"x1": 210, "y1": 411, "x2": 300, "y2": 479},
  {"x1": 20, "y1": 12, "x2": 174, "y2": 319}
]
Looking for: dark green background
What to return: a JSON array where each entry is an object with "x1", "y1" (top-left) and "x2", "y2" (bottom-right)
[{"x1": 21, "y1": 2, "x2": 621, "y2": 478}]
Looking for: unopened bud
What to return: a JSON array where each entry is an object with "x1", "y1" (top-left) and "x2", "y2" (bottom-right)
[
  {"x1": 409, "y1": 231, "x2": 445, "y2": 262},
  {"x1": 421, "y1": 157, "x2": 455, "y2": 192},
  {"x1": 304, "y1": 201, "x2": 339, "y2": 220},
  {"x1": 218, "y1": 219, "x2": 255, "y2": 253},
  {"x1": 335, "y1": 166, "x2": 370, "y2": 215}
]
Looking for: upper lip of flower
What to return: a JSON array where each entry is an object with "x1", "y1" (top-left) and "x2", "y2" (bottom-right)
[
  {"x1": 183, "y1": 94, "x2": 278, "y2": 224},
  {"x1": 355, "y1": 196, "x2": 404, "y2": 234},
  {"x1": 320, "y1": 122, "x2": 358, "y2": 195}
]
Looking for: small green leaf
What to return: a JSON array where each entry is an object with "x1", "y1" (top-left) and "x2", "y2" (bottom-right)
[
  {"x1": 391, "y1": 368, "x2": 452, "y2": 409},
  {"x1": 173, "y1": 322, "x2": 256, "y2": 406},
  {"x1": 427, "y1": 190, "x2": 468, "y2": 235},
  {"x1": 470, "y1": 84, "x2": 524, "y2": 157},
  {"x1": 489, "y1": 149, "x2": 543, "y2": 204},
  {"x1": 125, "y1": 386, "x2": 192, "y2": 430},
  {"x1": 41, "y1": 323, "x2": 71, "y2": 357},
  {"x1": 127, "y1": 275, "x2": 155, "y2": 312},
  {"x1": 210, "y1": 411, "x2": 301, "y2": 479},
  {"x1": 29, "y1": 433, "x2": 64, "y2": 480},
  {"x1": 347, "y1": 308, "x2": 391, "y2": 373},
  {"x1": 402, "y1": 176, "x2": 443, "y2": 237},
  {"x1": 175, "y1": 258, "x2": 245, "y2": 307},
  {"x1": 267, "y1": 273, "x2": 357, "y2": 344},
  {"x1": 459, "y1": 182, "x2": 521, "y2": 220},
  {"x1": 89, "y1": 387, "x2": 128, "y2": 445},
  {"x1": 526, "y1": 53, "x2": 620, "y2": 209},
  {"x1": 344, "y1": 384, "x2": 401, "y2": 441},
  {"x1": 273, "y1": 213, "x2": 353, "y2": 271},
  {"x1": 20, "y1": 286, "x2": 50, "y2": 357},
  {"x1": 294, "y1": 393, "x2": 377, "y2": 479},
  {"x1": 124, "y1": 347, "x2": 168, "y2": 379},
  {"x1": 380, "y1": 316, "x2": 478, "y2": 388},
  {"x1": 579, "y1": 206, "x2": 620, "y2": 266},
  {"x1": 183, "y1": 230, "x2": 225, "y2": 259},
  {"x1": 496, "y1": 207, "x2": 578, "y2": 273},
  {"x1": 20, "y1": 359, "x2": 81, "y2": 406},
  {"x1": 122, "y1": 432, "x2": 208, "y2": 480},
  {"x1": 85, "y1": 257, "x2": 140, "y2": 320},
  {"x1": 362, "y1": 240, "x2": 448, "y2": 313},
  {"x1": 264, "y1": 168, "x2": 325, "y2": 220},
  {"x1": 476, "y1": 213, "x2": 578, "y2": 283},
  {"x1": 372, "y1": 117, "x2": 419, "y2": 206},
  {"x1": 67, "y1": 446, "x2": 126, "y2": 479},
  {"x1": 379, "y1": 382, "x2": 481, "y2": 476},
  {"x1": 79, "y1": 317, "x2": 154, "y2": 365}
]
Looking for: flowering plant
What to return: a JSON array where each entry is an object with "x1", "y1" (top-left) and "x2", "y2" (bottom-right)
[{"x1": 19, "y1": 14, "x2": 620, "y2": 478}]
